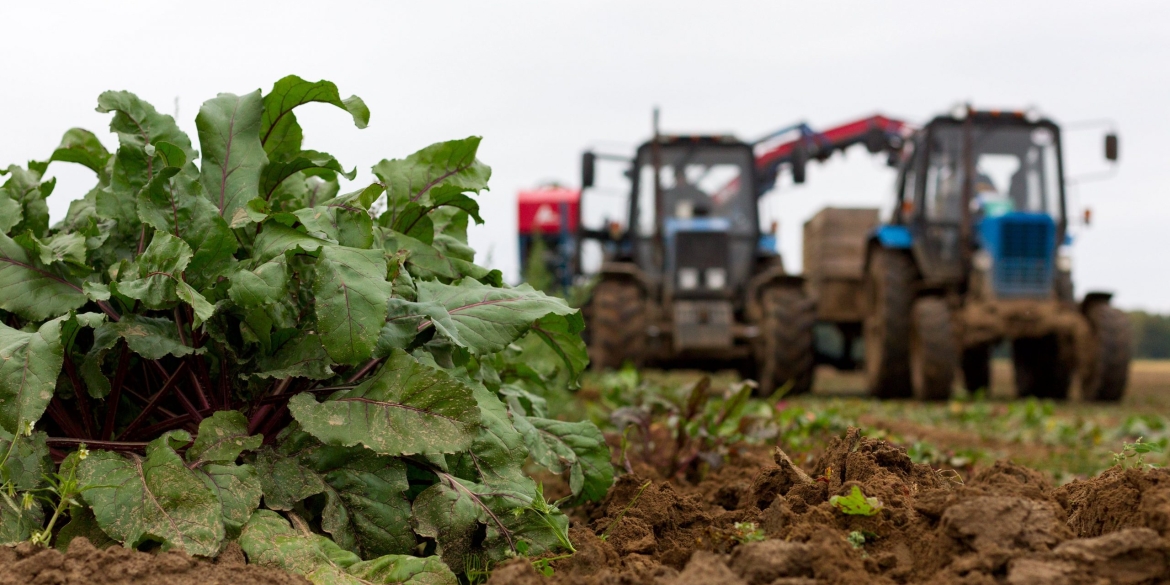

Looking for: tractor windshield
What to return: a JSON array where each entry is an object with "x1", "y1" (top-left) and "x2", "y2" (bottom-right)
[
  {"x1": 923, "y1": 123, "x2": 1063, "y2": 224},
  {"x1": 633, "y1": 144, "x2": 755, "y2": 237}
]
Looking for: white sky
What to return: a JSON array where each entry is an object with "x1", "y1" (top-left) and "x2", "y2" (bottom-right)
[{"x1": 1, "y1": 1, "x2": 1167, "y2": 311}]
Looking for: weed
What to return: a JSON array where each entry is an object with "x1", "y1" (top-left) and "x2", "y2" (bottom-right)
[
  {"x1": 847, "y1": 530, "x2": 866, "y2": 549},
  {"x1": 830, "y1": 485, "x2": 883, "y2": 516},
  {"x1": 731, "y1": 521, "x2": 765, "y2": 544},
  {"x1": 1113, "y1": 437, "x2": 1164, "y2": 469}
]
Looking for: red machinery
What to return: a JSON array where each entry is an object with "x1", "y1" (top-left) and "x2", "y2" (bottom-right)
[{"x1": 517, "y1": 186, "x2": 580, "y2": 290}]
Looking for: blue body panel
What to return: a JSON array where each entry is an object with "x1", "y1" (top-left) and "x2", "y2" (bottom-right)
[
  {"x1": 873, "y1": 225, "x2": 913, "y2": 249},
  {"x1": 978, "y1": 212, "x2": 1056, "y2": 298},
  {"x1": 757, "y1": 233, "x2": 778, "y2": 254}
]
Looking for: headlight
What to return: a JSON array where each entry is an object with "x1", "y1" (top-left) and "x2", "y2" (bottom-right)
[
  {"x1": 1057, "y1": 244, "x2": 1071, "y2": 271},
  {"x1": 678, "y1": 268, "x2": 699, "y2": 290},
  {"x1": 705, "y1": 268, "x2": 727, "y2": 289},
  {"x1": 973, "y1": 251, "x2": 992, "y2": 271}
]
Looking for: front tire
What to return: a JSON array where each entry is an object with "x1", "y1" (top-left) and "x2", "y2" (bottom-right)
[
  {"x1": 588, "y1": 279, "x2": 646, "y2": 370},
  {"x1": 1081, "y1": 303, "x2": 1131, "y2": 402},
  {"x1": 754, "y1": 285, "x2": 816, "y2": 396},
  {"x1": 909, "y1": 297, "x2": 957, "y2": 401},
  {"x1": 864, "y1": 249, "x2": 916, "y2": 398},
  {"x1": 962, "y1": 344, "x2": 992, "y2": 395}
]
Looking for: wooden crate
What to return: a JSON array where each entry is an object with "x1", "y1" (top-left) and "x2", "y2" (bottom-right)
[{"x1": 803, "y1": 208, "x2": 880, "y2": 322}]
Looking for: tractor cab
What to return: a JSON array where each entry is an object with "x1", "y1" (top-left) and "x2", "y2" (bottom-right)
[
  {"x1": 891, "y1": 111, "x2": 1070, "y2": 298},
  {"x1": 624, "y1": 136, "x2": 769, "y2": 305}
]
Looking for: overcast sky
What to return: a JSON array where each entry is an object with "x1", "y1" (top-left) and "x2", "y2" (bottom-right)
[{"x1": 1, "y1": 2, "x2": 1167, "y2": 311}]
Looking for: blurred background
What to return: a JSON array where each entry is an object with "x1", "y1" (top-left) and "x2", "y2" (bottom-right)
[{"x1": 0, "y1": 1, "x2": 1165, "y2": 319}]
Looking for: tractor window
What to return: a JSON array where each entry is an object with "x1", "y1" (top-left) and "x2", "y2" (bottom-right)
[
  {"x1": 924, "y1": 124, "x2": 1064, "y2": 223},
  {"x1": 633, "y1": 145, "x2": 754, "y2": 237}
]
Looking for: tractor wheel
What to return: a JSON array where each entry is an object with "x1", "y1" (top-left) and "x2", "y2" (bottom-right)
[
  {"x1": 1081, "y1": 303, "x2": 1131, "y2": 402},
  {"x1": 962, "y1": 344, "x2": 992, "y2": 395},
  {"x1": 909, "y1": 297, "x2": 956, "y2": 401},
  {"x1": 1012, "y1": 335, "x2": 1073, "y2": 400},
  {"x1": 754, "y1": 285, "x2": 816, "y2": 396},
  {"x1": 863, "y1": 249, "x2": 916, "y2": 398},
  {"x1": 588, "y1": 279, "x2": 646, "y2": 370}
]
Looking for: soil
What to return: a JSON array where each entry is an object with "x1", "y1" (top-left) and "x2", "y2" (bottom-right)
[
  {"x1": 0, "y1": 537, "x2": 309, "y2": 585},
  {"x1": 489, "y1": 427, "x2": 1170, "y2": 585}
]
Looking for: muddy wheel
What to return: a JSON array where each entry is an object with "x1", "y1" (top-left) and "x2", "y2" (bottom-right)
[
  {"x1": 754, "y1": 285, "x2": 816, "y2": 396},
  {"x1": 588, "y1": 279, "x2": 645, "y2": 370},
  {"x1": 863, "y1": 249, "x2": 916, "y2": 398},
  {"x1": 909, "y1": 297, "x2": 956, "y2": 401},
  {"x1": 1081, "y1": 303, "x2": 1131, "y2": 402},
  {"x1": 1012, "y1": 335, "x2": 1073, "y2": 400},
  {"x1": 962, "y1": 344, "x2": 992, "y2": 394}
]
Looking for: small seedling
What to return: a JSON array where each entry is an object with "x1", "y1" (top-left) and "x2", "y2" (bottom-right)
[
  {"x1": 847, "y1": 530, "x2": 866, "y2": 549},
  {"x1": 1113, "y1": 437, "x2": 1163, "y2": 469},
  {"x1": 731, "y1": 521, "x2": 765, "y2": 543},
  {"x1": 829, "y1": 485, "x2": 883, "y2": 516}
]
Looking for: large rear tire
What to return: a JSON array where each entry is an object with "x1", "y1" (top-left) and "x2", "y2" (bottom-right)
[
  {"x1": 909, "y1": 297, "x2": 956, "y2": 401},
  {"x1": 1013, "y1": 335, "x2": 1073, "y2": 400},
  {"x1": 864, "y1": 249, "x2": 916, "y2": 398},
  {"x1": 1081, "y1": 303, "x2": 1131, "y2": 402},
  {"x1": 754, "y1": 285, "x2": 816, "y2": 396},
  {"x1": 962, "y1": 344, "x2": 992, "y2": 395},
  {"x1": 588, "y1": 279, "x2": 646, "y2": 370}
]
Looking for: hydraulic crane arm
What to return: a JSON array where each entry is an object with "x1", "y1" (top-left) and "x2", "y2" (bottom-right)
[{"x1": 753, "y1": 115, "x2": 912, "y2": 196}]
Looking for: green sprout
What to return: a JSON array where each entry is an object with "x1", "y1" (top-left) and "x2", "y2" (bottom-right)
[
  {"x1": 1113, "y1": 437, "x2": 1164, "y2": 469},
  {"x1": 732, "y1": 521, "x2": 765, "y2": 544},
  {"x1": 847, "y1": 530, "x2": 866, "y2": 549},
  {"x1": 829, "y1": 485, "x2": 883, "y2": 516}
]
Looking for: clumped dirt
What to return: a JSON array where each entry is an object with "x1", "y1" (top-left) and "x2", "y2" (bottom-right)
[
  {"x1": 489, "y1": 427, "x2": 1170, "y2": 585},
  {"x1": 0, "y1": 537, "x2": 308, "y2": 585}
]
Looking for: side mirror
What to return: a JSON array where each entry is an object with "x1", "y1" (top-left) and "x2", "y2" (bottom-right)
[
  {"x1": 581, "y1": 151, "x2": 596, "y2": 188},
  {"x1": 791, "y1": 145, "x2": 807, "y2": 185},
  {"x1": 1104, "y1": 133, "x2": 1119, "y2": 162}
]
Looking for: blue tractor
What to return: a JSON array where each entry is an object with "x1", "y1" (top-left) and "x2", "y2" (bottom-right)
[{"x1": 861, "y1": 107, "x2": 1129, "y2": 400}]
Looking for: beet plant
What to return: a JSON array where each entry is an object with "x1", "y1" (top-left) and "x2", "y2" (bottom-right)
[{"x1": 0, "y1": 75, "x2": 611, "y2": 583}]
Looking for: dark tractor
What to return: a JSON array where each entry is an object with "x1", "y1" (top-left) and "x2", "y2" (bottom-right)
[
  {"x1": 579, "y1": 133, "x2": 816, "y2": 394},
  {"x1": 863, "y1": 107, "x2": 1129, "y2": 400}
]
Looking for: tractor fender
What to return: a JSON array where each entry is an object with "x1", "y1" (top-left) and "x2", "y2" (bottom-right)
[
  {"x1": 1081, "y1": 291, "x2": 1114, "y2": 313},
  {"x1": 746, "y1": 266, "x2": 806, "y2": 321},
  {"x1": 873, "y1": 225, "x2": 913, "y2": 250},
  {"x1": 596, "y1": 262, "x2": 654, "y2": 296}
]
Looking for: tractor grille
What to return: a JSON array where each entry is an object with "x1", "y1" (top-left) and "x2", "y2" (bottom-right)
[
  {"x1": 993, "y1": 217, "x2": 1055, "y2": 298},
  {"x1": 673, "y1": 230, "x2": 730, "y2": 296}
]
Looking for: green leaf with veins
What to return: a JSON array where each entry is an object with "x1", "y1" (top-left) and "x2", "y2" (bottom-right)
[
  {"x1": 0, "y1": 163, "x2": 52, "y2": 240},
  {"x1": 116, "y1": 231, "x2": 194, "y2": 308},
  {"x1": 312, "y1": 245, "x2": 391, "y2": 364},
  {"x1": 78, "y1": 431, "x2": 225, "y2": 556},
  {"x1": 261, "y1": 150, "x2": 355, "y2": 202},
  {"x1": 374, "y1": 298, "x2": 450, "y2": 356},
  {"x1": 445, "y1": 384, "x2": 532, "y2": 491},
  {"x1": 525, "y1": 312, "x2": 590, "y2": 386},
  {"x1": 260, "y1": 75, "x2": 369, "y2": 162},
  {"x1": 55, "y1": 504, "x2": 116, "y2": 551},
  {"x1": 90, "y1": 314, "x2": 200, "y2": 360},
  {"x1": 12, "y1": 230, "x2": 88, "y2": 269},
  {"x1": 49, "y1": 128, "x2": 111, "y2": 181},
  {"x1": 253, "y1": 332, "x2": 335, "y2": 380},
  {"x1": 239, "y1": 510, "x2": 456, "y2": 585},
  {"x1": 512, "y1": 414, "x2": 612, "y2": 502},
  {"x1": 289, "y1": 349, "x2": 479, "y2": 456},
  {"x1": 372, "y1": 137, "x2": 490, "y2": 226},
  {"x1": 252, "y1": 222, "x2": 329, "y2": 264},
  {"x1": 256, "y1": 426, "x2": 416, "y2": 557},
  {"x1": 379, "y1": 230, "x2": 459, "y2": 281},
  {"x1": 186, "y1": 412, "x2": 263, "y2": 539},
  {"x1": 96, "y1": 91, "x2": 196, "y2": 228},
  {"x1": 0, "y1": 430, "x2": 50, "y2": 491},
  {"x1": 229, "y1": 256, "x2": 289, "y2": 308},
  {"x1": 0, "y1": 316, "x2": 66, "y2": 435},
  {"x1": 414, "y1": 279, "x2": 576, "y2": 355},
  {"x1": 197, "y1": 90, "x2": 268, "y2": 226},
  {"x1": 186, "y1": 411, "x2": 262, "y2": 464},
  {"x1": 137, "y1": 165, "x2": 238, "y2": 288},
  {"x1": 0, "y1": 490, "x2": 43, "y2": 545}
]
